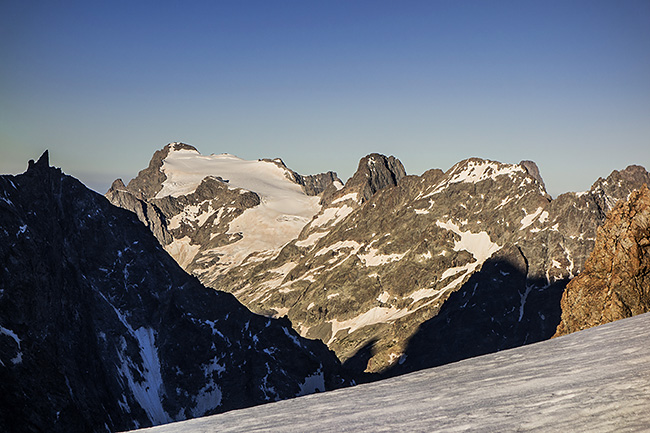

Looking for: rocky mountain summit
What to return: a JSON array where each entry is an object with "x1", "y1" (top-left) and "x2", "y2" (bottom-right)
[
  {"x1": 0, "y1": 152, "x2": 347, "y2": 433},
  {"x1": 106, "y1": 143, "x2": 342, "y2": 287},
  {"x1": 109, "y1": 144, "x2": 650, "y2": 377},
  {"x1": 554, "y1": 184, "x2": 650, "y2": 337}
]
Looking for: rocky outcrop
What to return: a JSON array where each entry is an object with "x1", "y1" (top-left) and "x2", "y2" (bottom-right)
[
  {"x1": 261, "y1": 158, "x2": 342, "y2": 196},
  {"x1": 339, "y1": 153, "x2": 406, "y2": 204},
  {"x1": 554, "y1": 185, "x2": 650, "y2": 337},
  {"x1": 106, "y1": 178, "x2": 173, "y2": 245},
  {"x1": 0, "y1": 153, "x2": 348, "y2": 433}
]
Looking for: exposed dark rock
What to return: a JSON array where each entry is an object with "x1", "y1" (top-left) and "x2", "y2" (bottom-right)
[
  {"x1": 339, "y1": 153, "x2": 406, "y2": 204},
  {"x1": 0, "y1": 155, "x2": 348, "y2": 433}
]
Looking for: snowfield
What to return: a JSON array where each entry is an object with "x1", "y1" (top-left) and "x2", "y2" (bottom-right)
[
  {"x1": 130, "y1": 313, "x2": 650, "y2": 432},
  {"x1": 157, "y1": 145, "x2": 321, "y2": 269}
]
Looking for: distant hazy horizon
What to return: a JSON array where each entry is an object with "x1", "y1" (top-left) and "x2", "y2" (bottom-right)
[{"x1": 2, "y1": 1, "x2": 649, "y2": 197}]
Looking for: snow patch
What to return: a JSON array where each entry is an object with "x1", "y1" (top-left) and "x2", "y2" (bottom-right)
[
  {"x1": 295, "y1": 231, "x2": 328, "y2": 248},
  {"x1": 358, "y1": 248, "x2": 406, "y2": 267},
  {"x1": 332, "y1": 192, "x2": 359, "y2": 204},
  {"x1": 328, "y1": 307, "x2": 410, "y2": 344},
  {"x1": 315, "y1": 240, "x2": 362, "y2": 257},
  {"x1": 296, "y1": 369, "x2": 325, "y2": 396},
  {"x1": 311, "y1": 205, "x2": 354, "y2": 228},
  {"x1": 191, "y1": 357, "x2": 225, "y2": 417},
  {"x1": 410, "y1": 221, "x2": 501, "y2": 303},
  {"x1": 0, "y1": 326, "x2": 22, "y2": 365},
  {"x1": 520, "y1": 207, "x2": 544, "y2": 230},
  {"x1": 377, "y1": 291, "x2": 390, "y2": 303},
  {"x1": 116, "y1": 328, "x2": 171, "y2": 425},
  {"x1": 164, "y1": 237, "x2": 200, "y2": 268}
]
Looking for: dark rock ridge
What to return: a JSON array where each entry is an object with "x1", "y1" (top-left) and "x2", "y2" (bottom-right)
[
  {"x1": 260, "y1": 157, "x2": 342, "y2": 197},
  {"x1": 554, "y1": 184, "x2": 650, "y2": 337},
  {"x1": 108, "y1": 144, "x2": 650, "y2": 378},
  {"x1": 0, "y1": 152, "x2": 347, "y2": 433},
  {"x1": 337, "y1": 153, "x2": 406, "y2": 204}
]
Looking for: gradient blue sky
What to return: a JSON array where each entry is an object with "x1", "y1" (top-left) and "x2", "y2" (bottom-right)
[{"x1": 1, "y1": 1, "x2": 649, "y2": 197}]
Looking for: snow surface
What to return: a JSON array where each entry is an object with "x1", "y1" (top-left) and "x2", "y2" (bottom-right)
[
  {"x1": 158, "y1": 146, "x2": 321, "y2": 269},
  {"x1": 131, "y1": 313, "x2": 650, "y2": 433},
  {"x1": 99, "y1": 293, "x2": 172, "y2": 424},
  {"x1": 296, "y1": 369, "x2": 325, "y2": 397}
]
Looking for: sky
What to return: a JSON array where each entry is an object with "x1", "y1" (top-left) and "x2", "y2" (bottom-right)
[{"x1": 1, "y1": 1, "x2": 649, "y2": 197}]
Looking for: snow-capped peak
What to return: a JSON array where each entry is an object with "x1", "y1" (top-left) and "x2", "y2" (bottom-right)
[{"x1": 447, "y1": 158, "x2": 525, "y2": 185}]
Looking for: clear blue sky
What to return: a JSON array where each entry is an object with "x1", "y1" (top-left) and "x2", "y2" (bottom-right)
[{"x1": 1, "y1": 1, "x2": 649, "y2": 197}]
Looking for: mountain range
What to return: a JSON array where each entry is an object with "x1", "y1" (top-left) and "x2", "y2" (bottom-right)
[
  {"x1": 107, "y1": 143, "x2": 650, "y2": 377},
  {"x1": 2, "y1": 143, "x2": 648, "y2": 431}
]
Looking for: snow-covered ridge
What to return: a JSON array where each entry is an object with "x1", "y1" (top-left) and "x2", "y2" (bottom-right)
[
  {"x1": 447, "y1": 159, "x2": 525, "y2": 185},
  {"x1": 156, "y1": 145, "x2": 321, "y2": 269},
  {"x1": 421, "y1": 159, "x2": 529, "y2": 198},
  {"x1": 157, "y1": 146, "x2": 309, "y2": 207}
]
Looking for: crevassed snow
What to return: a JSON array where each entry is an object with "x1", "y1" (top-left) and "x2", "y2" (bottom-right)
[
  {"x1": 159, "y1": 147, "x2": 299, "y2": 201},
  {"x1": 131, "y1": 313, "x2": 650, "y2": 433}
]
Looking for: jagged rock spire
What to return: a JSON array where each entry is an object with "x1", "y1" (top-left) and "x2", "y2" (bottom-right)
[{"x1": 27, "y1": 150, "x2": 49, "y2": 172}]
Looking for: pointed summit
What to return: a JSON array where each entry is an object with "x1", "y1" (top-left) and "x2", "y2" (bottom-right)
[
  {"x1": 27, "y1": 150, "x2": 50, "y2": 172},
  {"x1": 344, "y1": 153, "x2": 406, "y2": 203}
]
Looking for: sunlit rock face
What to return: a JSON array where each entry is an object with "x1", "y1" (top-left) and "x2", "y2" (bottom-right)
[
  {"x1": 554, "y1": 184, "x2": 650, "y2": 337},
  {"x1": 0, "y1": 152, "x2": 348, "y2": 433},
  {"x1": 110, "y1": 144, "x2": 650, "y2": 377},
  {"x1": 106, "y1": 142, "x2": 341, "y2": 287}
]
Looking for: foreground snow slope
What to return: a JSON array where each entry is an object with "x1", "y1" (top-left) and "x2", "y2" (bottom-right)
[{"x1": 133, "y1": 312, "x2": 650, "y2": 432}]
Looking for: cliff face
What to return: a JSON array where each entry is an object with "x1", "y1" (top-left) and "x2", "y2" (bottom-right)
[
  {"x1": 554, "y1": 185, "x2": 650, "y2": 337},
  {"x1": 0, "y1": 152, "x2": 347, "y2": 433}
]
